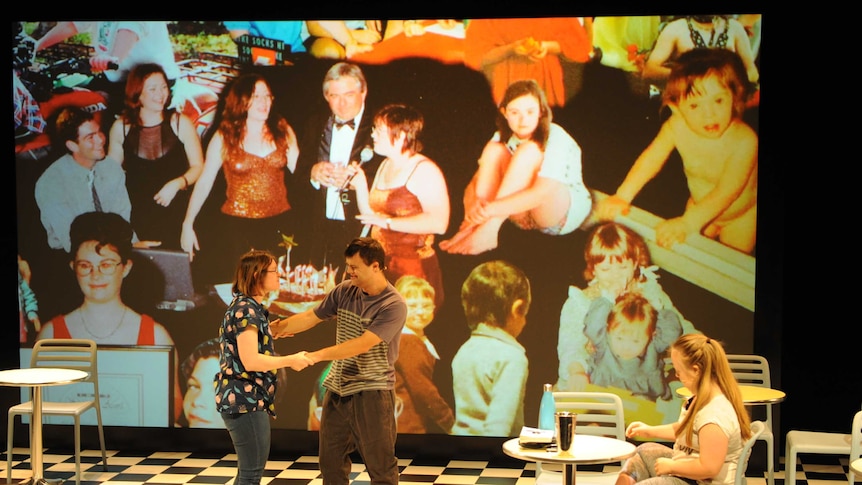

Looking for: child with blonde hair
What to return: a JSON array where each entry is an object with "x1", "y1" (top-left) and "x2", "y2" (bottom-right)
[
  {"x1": 393, "y1": 275, "x2": 453, "y2": 434},
  {"x1": 596, "y1": 48, "x2": 757, "y2": 254}
]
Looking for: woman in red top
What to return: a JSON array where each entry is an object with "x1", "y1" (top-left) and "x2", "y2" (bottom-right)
[
  {"x1": 36, "y1": 211, "x2": 182, "y2": 420},
  {"x1": 348, "y1": 104, "x2": 449, "y2": 307},
  {"x1": 37, "y1": 211, "x2": 173, "y2": 346}
]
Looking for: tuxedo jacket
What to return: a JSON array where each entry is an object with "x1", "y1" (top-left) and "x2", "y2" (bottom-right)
[{"x1": 297, "y1": 104, "x2": 383, "y2": 237}]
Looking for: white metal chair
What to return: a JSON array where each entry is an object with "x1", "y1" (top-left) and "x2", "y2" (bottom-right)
[
  {"x1": 6, "y1": 339, "x2": 108, "y2": 485},
  {"x1": 785, "y1": 409, "x2": 862, "y2": 485},
  {"x1": 727, "y1": 354, "x2": 777, "y2": 485},
  {"x1": 535, "y1": 391, "x2": 626, "y2": 485},
  {"x1": 736, "y1": 420, "x2": 767, "y2": 485}
]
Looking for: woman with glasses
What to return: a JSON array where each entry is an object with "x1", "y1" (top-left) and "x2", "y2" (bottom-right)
[
  {"x1": 36, "y1": 211, "x2": 183, "y2": 421},
  {"x1": 347, "y1": 104, "x2": 449, "y2": 307},
  {"x1": 217, "y1": 249, "x2": 312, "y2": 484},
  {"x1": 181, "y1": 73, "x2": 299, "y2": 283},
  {"x1": 36, "y1": 211, "x2": 175, "y2": 346}
]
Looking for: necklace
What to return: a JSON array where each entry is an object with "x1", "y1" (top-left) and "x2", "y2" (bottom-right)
[
  {"x1": 79, "y1": 306, "x2": 127, "y2": 340},
  {"x1": 687, "y1": 17, "x2": 729, "y2": 49}
]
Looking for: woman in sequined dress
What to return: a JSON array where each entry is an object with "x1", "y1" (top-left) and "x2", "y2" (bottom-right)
[
  {"x1": 348, "y1": 103, "x2": 449, "y2": 306},
  {"x1": 181, "y1": 73, "x2": 299, "y2": 282}
]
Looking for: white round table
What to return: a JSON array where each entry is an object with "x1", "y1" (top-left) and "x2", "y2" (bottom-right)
[
  {"x1": 503, "y1": 435, "x2": 636, "y2": 485},
  {"x1": 0, "y1": 368, "x2": 89, "y2": 485}
]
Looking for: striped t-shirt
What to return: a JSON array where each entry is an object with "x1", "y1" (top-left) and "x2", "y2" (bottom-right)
[{"x1": 313, "y1": 279, "x2": 406, "y2": 396}]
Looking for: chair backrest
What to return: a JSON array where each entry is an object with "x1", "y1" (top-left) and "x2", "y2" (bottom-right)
[
  {"x1": 735, "y1": 420, "x2": 766, "y2": 485},
  {"x1": 550, "y1": 391, "x2": 626, "y2": 440},
  {"x1": 852, "y1": 410, "x2": 862, "y2": 463},
  {"x1": 726, "y1": 354, "x2": 772, "y2": 427},
  {"x1": 30, "y1": 339, "x2": 99, "y2": 394}
]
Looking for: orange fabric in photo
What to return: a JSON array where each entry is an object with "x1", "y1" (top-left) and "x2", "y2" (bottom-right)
[
  {"x1": 351, "y1": 31, "x2": 465, "y2": 65},
  {"x1": 464, "y1": 18, "x2": 592, "y2": 107}
]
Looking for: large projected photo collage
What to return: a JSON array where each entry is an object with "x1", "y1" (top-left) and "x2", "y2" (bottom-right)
[{"x1": 13, "y1": 17, "x2": 760, "y2": 434}]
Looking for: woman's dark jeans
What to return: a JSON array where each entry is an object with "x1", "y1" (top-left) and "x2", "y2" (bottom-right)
[{"x1": 222, "y1": 410, "x2": 271, "y2": 485}]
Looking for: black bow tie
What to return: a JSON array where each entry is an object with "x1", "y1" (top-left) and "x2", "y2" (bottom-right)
[{"x1": 334, "y1": 118, "x2": 355, "y2": 130}]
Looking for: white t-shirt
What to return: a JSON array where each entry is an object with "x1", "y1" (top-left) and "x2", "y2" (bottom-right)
[
  {"x1": 73, "y1": 21, "x2": 180, "y2": 82},
  {"x1": 674, "y1": 394, "x2": 743, "y2": 485}
]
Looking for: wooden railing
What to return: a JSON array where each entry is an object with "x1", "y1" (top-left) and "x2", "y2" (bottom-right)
[{"x1": 585, "y1": 192, "x2": 756, "y2": 312}]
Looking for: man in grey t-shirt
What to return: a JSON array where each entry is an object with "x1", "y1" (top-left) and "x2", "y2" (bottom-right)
[{"x1": 276, "y1": 237, "x2": 406, "y2": 485}]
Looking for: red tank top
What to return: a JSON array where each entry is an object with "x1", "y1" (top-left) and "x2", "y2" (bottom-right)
[{"x1": 48, "y1": 313, "x2": 156, "y2": 345}]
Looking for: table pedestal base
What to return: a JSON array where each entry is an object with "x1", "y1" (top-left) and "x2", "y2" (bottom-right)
[
  {"x1": 564, "y1": 463, "x2": 575, "y2": 485},
  {"x1": 17, "y1": 478, "x2": 65, "y2": 485}
]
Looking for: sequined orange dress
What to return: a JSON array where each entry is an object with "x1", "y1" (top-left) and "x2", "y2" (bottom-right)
[
  {"x1": 205, "y1": 148, "x2": 294, "y2": 283},
  {"x1": 221, "y1": 149, "x2": 290, "y2": 218},
  {"x1": 369, "y1": 160, "x2": 444, "y2": 306}
]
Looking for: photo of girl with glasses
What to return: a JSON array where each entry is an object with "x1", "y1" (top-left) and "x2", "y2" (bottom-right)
[
  {"x1": 36, "y1": 211, "x2": 176, "y2": 347},
  {"x1": 35, "y1": 211, "x2": 183, "y2": 420}
]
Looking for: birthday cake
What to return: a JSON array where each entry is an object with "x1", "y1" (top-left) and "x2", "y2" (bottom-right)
[{"x1": 268, "y1": 259, "x2": 339, "y2": 314}]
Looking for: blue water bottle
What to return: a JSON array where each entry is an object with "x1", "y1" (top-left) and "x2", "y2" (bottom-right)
[{"x1": 538, "y1": 383, "x2": 556, "y2": 430}]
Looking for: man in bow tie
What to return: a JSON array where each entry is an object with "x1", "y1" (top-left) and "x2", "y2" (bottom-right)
[{"x1": 297, "y1": 62, "x2": 382, "y2": 270}]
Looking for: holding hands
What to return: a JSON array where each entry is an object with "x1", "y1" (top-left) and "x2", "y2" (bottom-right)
[
  {"x1": 270, "y1": 318, "x2": 297, "y2": 338},
  {"x1": 286, "y1": 351, "x2": 316, "y2": 371},
  {"x1": 464, "y1": 199, "x2": 494, "y2": 226}
]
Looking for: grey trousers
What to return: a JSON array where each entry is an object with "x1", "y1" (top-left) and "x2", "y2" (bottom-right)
[{"x1": 319, "y1": 389, "x2": 399, "y2": 485}]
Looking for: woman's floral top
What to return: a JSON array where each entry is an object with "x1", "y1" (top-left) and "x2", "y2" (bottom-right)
[{"x1": 215, "y1": 293, "x2": 279, "y2": 417}]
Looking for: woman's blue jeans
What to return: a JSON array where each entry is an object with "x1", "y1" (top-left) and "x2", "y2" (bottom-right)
[{"x1": 222, "y1": 411, "x2": 271, "y2": 485}]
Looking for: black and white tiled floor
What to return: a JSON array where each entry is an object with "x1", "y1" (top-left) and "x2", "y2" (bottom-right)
[{"x1": 1, "y1": 447, "x2": 855, "y2": 485}]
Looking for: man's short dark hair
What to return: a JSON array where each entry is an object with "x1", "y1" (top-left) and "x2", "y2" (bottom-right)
[
  {"x1": 345, "y1": 237, "x2": 386, "y2": 269},
  {"x1": 51, "y1": 107, "x2": 95, "y2": 152}
]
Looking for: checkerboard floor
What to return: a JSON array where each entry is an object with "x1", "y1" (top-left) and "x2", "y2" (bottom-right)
[{"x1": 0, "y1": 447, "x2": 855, "y2": 485}]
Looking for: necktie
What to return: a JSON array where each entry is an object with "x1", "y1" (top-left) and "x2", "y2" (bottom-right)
[
  {"x1": 334, "y1": 118, "x2": 355, "y2": 130},
  {"x1": 88, "y1": 170, "x2": 103, "y2": 212}
]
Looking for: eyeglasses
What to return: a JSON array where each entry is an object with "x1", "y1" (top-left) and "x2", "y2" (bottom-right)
[{"x1": 73, "y1": 260, "x2": 123, "y2": 276}]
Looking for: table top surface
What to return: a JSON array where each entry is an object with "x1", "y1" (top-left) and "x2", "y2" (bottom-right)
[
  {"x1": 850, "y1": 458, "x2": 862, "y2": 477},
  {"x1": 0, "y1": 368, "x2": 88, "y2": 387},
  {"x1": 503, "y1": 435, "x2": 636, "y2": 465},
  {"x1": 676, "y1": 384, "x2": 786, "y2": 404}
]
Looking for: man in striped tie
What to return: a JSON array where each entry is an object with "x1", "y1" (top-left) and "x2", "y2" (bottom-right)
[{"x1": 34, "y1": 107, "x2": 133, "y2": 253}]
